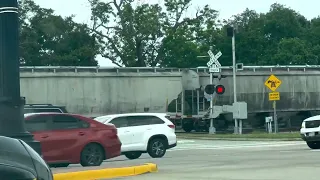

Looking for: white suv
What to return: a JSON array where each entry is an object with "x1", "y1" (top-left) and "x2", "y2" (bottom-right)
[
  {"x1": 300, "y1": 115, "x2": 320, "y2": 149},
  {"x1": 94, "y1": 113, "x2": 177, "y2": 159}
]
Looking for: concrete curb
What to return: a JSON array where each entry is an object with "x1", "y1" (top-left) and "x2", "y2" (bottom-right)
[{"x1": 53, "y1": 163, "x2": 158, "y2": 180}]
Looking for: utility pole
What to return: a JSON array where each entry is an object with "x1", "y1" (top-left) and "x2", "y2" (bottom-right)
[
  {"x1": 227, "y1": 25, "x2": 240, "y2": 134},
  {"x1": 0, "y1": 0, "x2": 41, "y2": 154}
]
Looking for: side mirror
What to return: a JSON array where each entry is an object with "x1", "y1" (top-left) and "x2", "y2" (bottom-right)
[{"x1": 0, "y1": 136, "x2": 53, "y2": 180}]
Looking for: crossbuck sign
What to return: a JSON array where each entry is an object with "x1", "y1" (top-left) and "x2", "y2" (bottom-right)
[{"x1": 207, "y1": 50, "x2": 222, "y2": 73}]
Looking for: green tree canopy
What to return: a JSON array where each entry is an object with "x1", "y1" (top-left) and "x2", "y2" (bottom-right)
[
  {"x1": 221, "y1": 3, "x2": 320, "y2": 66},
  {"x1": 18, "y1": 1, "x2": 320, "y2": 67},
  {"x1": 19, "y1": 0, "x2": 99, "y2": 66},
  {"x1": 89, "y1": 0, "x2": 219, "y2": 67}
]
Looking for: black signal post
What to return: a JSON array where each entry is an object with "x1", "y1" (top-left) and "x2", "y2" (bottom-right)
[{"x1": 0, "y1": 0, "x2": 41, "y2": 154}]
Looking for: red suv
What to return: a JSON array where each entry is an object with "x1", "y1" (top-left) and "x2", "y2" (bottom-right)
[{"x1": 24, "y1": 113, "x2": 121, "y2": 167}]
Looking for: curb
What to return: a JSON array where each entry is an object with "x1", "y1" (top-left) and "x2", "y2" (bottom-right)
[{"x1": 53, "y1": 163, "x2": 158, "y2": 180}]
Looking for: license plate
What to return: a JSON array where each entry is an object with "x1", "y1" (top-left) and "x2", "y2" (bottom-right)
[{"x1": 309, "y1": 132, "x2": 315, "y2": 136}]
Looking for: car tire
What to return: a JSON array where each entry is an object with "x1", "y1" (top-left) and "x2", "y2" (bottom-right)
[
  {"x1": 307, "y1": 141, "x2": 320, "y2": 149},
  {"x1": 182, "y1": 123, "x2": 193, "y2": 133},
  {"x1": 124, "y1": 151, "x2": 142, "y2": 160},
  {"x1": 147, "y1": 138, "x2": 167, "y2": 158},
  {"x1": 80, "y1": 143, "x2": 104, "y2": 167}
]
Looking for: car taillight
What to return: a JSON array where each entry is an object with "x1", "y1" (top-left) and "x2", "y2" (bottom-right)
[{"x1": 168, "y1": 124, "x2": 175, "y2": 129}]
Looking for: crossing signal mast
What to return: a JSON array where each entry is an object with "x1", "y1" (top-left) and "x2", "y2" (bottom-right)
[
  {"x1": 205, "y1": 48, "x2": 248, "y2": 134},
  {"x1": 205, "y1": 49, "x2": 225, "y2": 134}
]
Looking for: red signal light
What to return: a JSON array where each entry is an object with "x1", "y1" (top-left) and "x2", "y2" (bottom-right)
[{"x1": 215, "y1": 85, "x2": 225, "y2": 95}]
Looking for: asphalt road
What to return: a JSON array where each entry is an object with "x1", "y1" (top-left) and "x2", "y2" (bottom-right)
[{"x1": 52, "y1": 139, "x2": 319, "y2": 180}]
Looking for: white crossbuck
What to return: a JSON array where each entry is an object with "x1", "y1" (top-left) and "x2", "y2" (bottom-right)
[
  {"x1": 207, "y1": 51, "x2": 222, "y2": 67},
  {"x1": 207, "y1": 50, "x2": 222, "y2": 73}
]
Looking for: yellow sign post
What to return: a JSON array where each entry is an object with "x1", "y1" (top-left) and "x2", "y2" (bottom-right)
[{"x1": 264, "y1": 74, "x2": 282, "y2": 133}]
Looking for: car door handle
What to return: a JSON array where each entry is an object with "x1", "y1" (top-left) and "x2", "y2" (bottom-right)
[
  {"x1": 147, "y1": 128, "x2": 152, "y2": 130},
  {"x1": 41, "y1": 135, "x2": 49, "y2": 138},
  {"x1": 78, "y1": 132, "x2": 85, "y2": 136}
]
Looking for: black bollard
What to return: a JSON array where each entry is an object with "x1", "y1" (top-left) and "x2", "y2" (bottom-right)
[{"x1": 0, "y1": 0, "x2": 41, "y2": 155}]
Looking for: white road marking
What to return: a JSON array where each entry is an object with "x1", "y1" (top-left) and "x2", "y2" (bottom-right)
[
  {"x1": 310, "y1": 149, "x2": 320, "y2": 152},
  {"x1": 177, "y1": 140, "x2": 195, "y2": 143},
  {"x1": 168, "y1": 142, "x2": 305, "y2": 151},
  {"x1": 279, "y1": 150, "x2": 298, "y2": 153}
]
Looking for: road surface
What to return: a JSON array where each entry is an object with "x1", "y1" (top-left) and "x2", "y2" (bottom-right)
[{"x1": 53, "y1": 139, "x2": 318, "y2": 180}]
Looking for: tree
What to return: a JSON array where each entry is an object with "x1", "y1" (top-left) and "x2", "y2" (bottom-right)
[
  {"x1": 272, "y1": 38, "x2": 317, "y2": 65},
  {"x1": 19, "y1": 1, "x2": 320, "y2": 67},
  {"x1": 217, "y1": 9, "x2": 268, "y2": 65},
  {"x1": 222, "y1": 3, "x2": 320, "y2": 66},
  {"x1": 89, "y1": 0, "x2": 219, "y2": 67},
  {"x1": 19, "y1": 0, "x2": 99, "y2": 66}
]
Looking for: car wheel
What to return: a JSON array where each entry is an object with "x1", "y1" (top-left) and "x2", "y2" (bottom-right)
[
  {"x1": 182, "y1": 123, "x2": 193, "y2": 132},
  {"x1": 307, "y1": 141, "x2": 320, "y2": 149},
  {"x1": 147, "y1": 138, "x2": 167, "y2": 158},
  {"x1": 124, "y1": 151, "x2": 142, "y2": 160},
  {"x1": 80, "y1": 143, "x2": 104, "y2": 167}
]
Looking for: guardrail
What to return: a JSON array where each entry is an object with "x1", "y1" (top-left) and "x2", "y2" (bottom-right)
[{"x1": 19, "y1": 65, "x2": 320, "y2": 73}]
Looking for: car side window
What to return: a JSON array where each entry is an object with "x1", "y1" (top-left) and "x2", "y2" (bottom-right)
[
  {"x1": 127, "y1": 116, "x2": 165, "y2": 127},
  {"x1": 50, "y1": 115, "x2": 82, "y2": 130},
  {"x1": 109, "y1": 117, "x2": 128, "y2": 128},
  {"x1": 25, "y1": 115, "x2": 51, "y2": 132},
  {"x1": 150, "y1": 116, "x2": 165, "y2": 124},
  {"x1": 127, "y1": 116, "x2": 150, "y2": 126}
]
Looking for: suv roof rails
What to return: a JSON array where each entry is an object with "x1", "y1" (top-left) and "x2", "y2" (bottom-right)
[{"x1": 25, "y1": 104, "x2": 53, "y2": 106}]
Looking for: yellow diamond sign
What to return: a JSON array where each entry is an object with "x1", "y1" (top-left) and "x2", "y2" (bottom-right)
[{"x1": 264, "y1": 74, "x2": 282, "y2": 91}]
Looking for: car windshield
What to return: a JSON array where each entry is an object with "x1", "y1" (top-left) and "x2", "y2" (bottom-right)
[{"x1": 94, "y1": 116, "x2": 112, "y2": 123}]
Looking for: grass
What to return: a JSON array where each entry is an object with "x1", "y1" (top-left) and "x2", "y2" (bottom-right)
[{"x1": 176, "y1": 131, "x2": 301, "y2": 140}]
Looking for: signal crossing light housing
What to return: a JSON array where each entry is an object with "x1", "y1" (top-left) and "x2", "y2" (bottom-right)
[
  {"x1": 204, "y1": 84, "x2": 225, "y2": 95},
  {"x1": 227, "y1": 26, "x2": 234, "y2": 37},
  {"x1": 204, "y1": 84, "x2": 215, "y2": 95},
  {"x1": 215, "y1": 84, "x2": 225, "y2": 95}
]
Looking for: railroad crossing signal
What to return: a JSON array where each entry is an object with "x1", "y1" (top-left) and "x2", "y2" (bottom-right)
[
  {"x1": 215, "y1": 85, "x2": 225, "y2": 95},
  {"x1": 207, "y1": 50, "x2": 222, "y2": 73},
  {"x1": 204, "y1": 84, "x2": 225, "y2": 95},
  {"x1": 205, "y1": 84, "x2": 215, "y2": 94},
  {"x1": 264, "y1": 74, "x2": 282, "y2": 92}
]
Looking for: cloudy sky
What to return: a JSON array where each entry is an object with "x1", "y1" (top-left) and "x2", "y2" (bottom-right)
[{"x1": 32, "y1": 0, "x2": 320, "y2": 67}]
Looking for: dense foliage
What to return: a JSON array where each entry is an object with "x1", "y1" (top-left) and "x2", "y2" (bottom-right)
[
  {"x1": 19, "y1": 0, "x2": 98, "y2": 66},
  {"x1": 19, "y1": 0, "x2": 320, "y2": 67}
]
